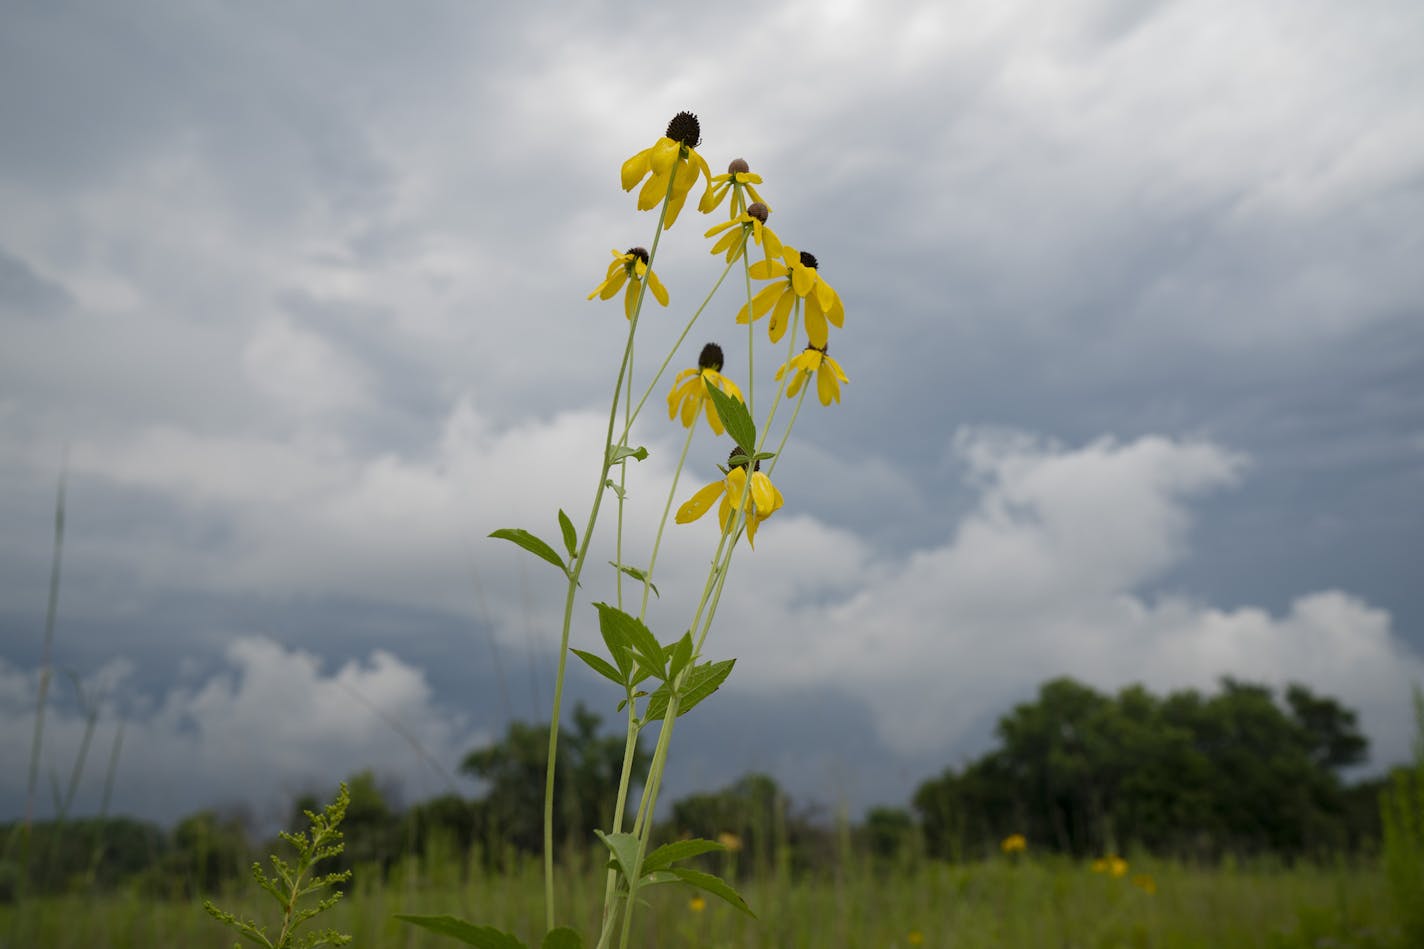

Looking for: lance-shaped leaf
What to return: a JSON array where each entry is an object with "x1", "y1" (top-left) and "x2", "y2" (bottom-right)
[
  {"x1": 644, "y1": 659, "x2": 735, "y2": 722},
  {"x1": 489, "y1": 529, "x2": 567, "y2": 575},
  {"x1": 666, "y1": 632, "x2": 694, "y2": 682},
  {"x1": 594, "y1": 602, "x2": 667, "y2": 681},
  {"x1": 557, "y1": 510, "x2": 578, "y2": 559},
  {"x1": 395, "y1": 914, "x2": 529, "y2": 948},
  {"x1": 641, "y1": 837, "x2": 726, "y2": 875},
  {"x1": 669, "y1": 868, "x2": 756, "y2": 917},
  {"x1": 704, "y1": 384, "x2": 756, "y2": 456},
  {"x1": 571, "y1": 648, "x2": 625, "y2": 687}
]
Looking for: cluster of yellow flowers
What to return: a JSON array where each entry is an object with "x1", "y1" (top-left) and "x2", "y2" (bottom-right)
[
  {"x1": 1000, "y1": 833, "x2": 1028, "y2": 854},
  {"x1": 589, "y1": 112, "x2": 851, "y2": 550}
]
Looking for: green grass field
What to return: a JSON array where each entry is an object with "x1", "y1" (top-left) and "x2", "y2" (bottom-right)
[{"x1": 0, "y1": 852, "x2": 1400, "y2": 948}]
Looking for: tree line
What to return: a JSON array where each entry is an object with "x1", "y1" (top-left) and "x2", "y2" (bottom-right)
[{"x1": 1, "y1": 677, "x2": 1403, "y2": 898}]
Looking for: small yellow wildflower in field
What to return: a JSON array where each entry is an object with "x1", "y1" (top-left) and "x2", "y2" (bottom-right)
[
  {"x1": 1092, "y1": 855, "x2": 1129, "y2": 877},
  {"x1": 1132, "y1": 873, "x2": 1157, "y2": 895},
  {"x1": 689, "y1": 895, "x2": 707, "y2": 913},
  {"x1": 907, "y1": 930, "x2": 925, "y2": 946},
  {"x1": 716, "y1": 831, "x2": 744, "y2": 852},
  {"x1": 1000, "y1": 833, "x2": 1027, "y2": 854}
]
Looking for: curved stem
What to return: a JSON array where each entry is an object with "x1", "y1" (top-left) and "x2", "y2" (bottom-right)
[{"x1": 639, "y1": 422, "x2": 696, "y2": 622}]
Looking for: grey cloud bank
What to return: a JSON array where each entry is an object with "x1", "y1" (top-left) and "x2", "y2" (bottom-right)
[{"x1": 1, "y1": 0, "x2": 1422, "y2": 824}]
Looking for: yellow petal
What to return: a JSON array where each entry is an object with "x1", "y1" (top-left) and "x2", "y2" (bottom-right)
[
  {"x1": 649, "y1": 138, "x2": 680, "y2": 176},
  {"x1": 745, "y1": 512, "x2": 759, "y2": 549},
  {"x1": 621, "y1": 149, "x2": 652, "y2": 191},
  {"x1": 749, "y1": 472, "x2": 775, "y2": 513},
  {"x1": 769, "y1": 290, "x2": 795, "y2": 343},
  {"x1": 817, "y1": 363, "x2": 839, "y2": 405},
  {"x1": 676, "y1": 481, "x2": 725, "y2": 524},
  {"x1": 774, "y1": 360, "x2": 791, "y2": 382},
  {"x1": 647, "y1": 269, "x2": 669, "y2": 306},
  {"x1": 785, "y1": 366, "x2": 806, "y2": 398},
  {"x1": 702, "y1": 397, "x2": 725, "y2": 435},
  {"x1": 704, "y1": 218, "x2": 738, "y2": 238},
  {"x1": 825, "y1": 291, "x2": 845, "y2": 328},
  {"x1": 748, "y1": 259, "x2": 787, "y2": 280},
  {"x1": 791, "y1": 263, "x2": 815, "y2": 297},
  {"x1": 815, "y1": 274, "x2": 837, "y2": 312},
  {"x1": 805, "y1": 302, "x2": 828, "y2": 348},
  {"x1": 638, "y1": 170, "x2": 669, "y2": 211},
  {"x1": 826, "y1": 354, "x2": 849, "y2": 383},
  {"x1": 623, "y1": 280, "x2": 637, "y2": 319},
  {"x1": 599, "y1": 268, "x2": 629, "y2": 301}
]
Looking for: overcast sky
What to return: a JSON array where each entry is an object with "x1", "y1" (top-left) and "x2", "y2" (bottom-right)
[{"x1": 2, "y1": 0, "x2": 1422, "y2": 829}]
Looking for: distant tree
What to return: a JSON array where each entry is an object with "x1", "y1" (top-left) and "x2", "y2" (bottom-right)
[
  {"x1": 863, "y1": 806, "x2": 917, "y2": 863},
  {"x1": 459, "y1": 703, "x2": 649, "y2": 860},
  {"x1": 912, "y1": 676, "x2": 1372, "y2": 860}
]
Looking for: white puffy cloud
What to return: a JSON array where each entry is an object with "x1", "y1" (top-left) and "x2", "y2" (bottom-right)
[{"x1": 0, "y1": 638, "x2": 477, "y2": 826}]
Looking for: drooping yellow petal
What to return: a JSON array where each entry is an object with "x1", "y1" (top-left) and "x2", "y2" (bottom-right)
[
  {"x1": 791, "y1": 262, "x2": 815, "y2": 297},
  {"x1": 704, "y1": 218, "x2": 739, "y2": 238},
  {"x1": 623, "y1": 279, "x2": 638, "y2": 319},
  {"x1": 648, "y1": 138, "x2": 680, "y2": 176},
  {"x1": 748, "y1": 259, "x2": 787, "y2": 281},
  {"x1": 815, "y1": 274, "x2": 837, "y2": 312},
  {"x1": 737, "y1": 282, "x2": 784, "y2": 324},
  {"x1": 621, "y1": 149, "x2": 653, "y2": 191},
  {"x1": 676, "y1": 481, "x2": 725, "y2": 524},
  {"x1": 817, "y1": 362, "x2": 840, "y2": 405},
  {"x1": 805, "y1": 300, "x2": 828, "y2": 348},
  {"x1": 647, "y1": 268, "x2": 669, "y2": 306},
  {"x1": 598, "y1": 267, "x2": 629, "y2": 301},
  {"x1": 785, "y1": 366, "x2": 806, "y2": 398},
  {"x1": 825, "y1": 290, "x2": 845, "y2": 329},
  {"x1": 825, "y1": 354, "x2": 849, "y2": 383},
  {"x1": 701, "y1": 396, "x2": 725, "y2": 435},
  {"x1": 768, "y1": 290, "x2": 796, "y2": 343},
  {"x1": 749, "y1": 471, "x2": 775, "y2": 513},
  {"x1": 638, "y1": 169, "x2": 670, "y2": 211}
]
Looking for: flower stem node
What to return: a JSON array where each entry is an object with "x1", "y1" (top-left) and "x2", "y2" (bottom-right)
[
  {"x1": 621, "y1": 112, "x2": 713, "y2": 230},
  {"x1": 588, "y1": 247, "x2": 669, "y2": 320},
  {"x1": 739, "y1": 246, "x2": 845, "y2": 346}
]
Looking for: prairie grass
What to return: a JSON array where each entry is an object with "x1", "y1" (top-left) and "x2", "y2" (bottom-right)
[{"x1": 2, "y1": 852, "x2": 1397, "y2": 948}]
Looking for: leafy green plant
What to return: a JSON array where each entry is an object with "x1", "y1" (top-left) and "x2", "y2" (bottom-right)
[
  {"x1": 203, "y1": 783, "x2": 353, "y2": 949},
  {"x1": 404, "y1": 110, "x2": 848, "y2": 948}
]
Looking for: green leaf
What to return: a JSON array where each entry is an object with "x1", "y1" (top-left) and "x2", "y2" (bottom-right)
[
  {"x1": 557, "y1": 510, "x2": 578, "y2": 559},
  {"x1": 608, "y1": 444, "x2": 649, "y2": 464},
  {"x1": 667, "y1": 632, "x2": 694, "y2": 682},
  {"x1": 489, "y1": 529, "x2": 567, "y2": 575},
  {"x1": 642, "y1": 837, "x2": 725, "y2": 875},
  {"x1": 608, "y1": 562, "x2": 659, "y2": 598},
  {"x1": 541, "y1": 928, "x2": 583, "y2": 949},
  {"x1": 395, "y1": 914, "x2": 529, "y2": 948},
  {"x1": 594, "y1": 830, "x2": 643, "y2": 884},
  {"x1": 594, "y1": 602, "x2": 666, "y2": 681},
  {"x1": 645, "y1": 659, "x2": 735, "y2": 722},
  {"x1": 670, "y1": 868, "x2": 756, "y2": 917},
  {"x1": 571, "y1": 648, "x2": 625, "y2": 687},
  {"x1": 603, "y1": 479, "x2": 626, "y2": 501},
  {"x1": 704, "y1": 385, "x2": 755, "y2": 455},
  {"x1": 751, "y1": 451, "x2": 777, "y2": 462}
]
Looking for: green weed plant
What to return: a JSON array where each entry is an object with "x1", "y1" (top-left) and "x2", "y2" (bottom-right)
[{"x1": 203, "y1": 784, "x2": 353, "y2": 949}]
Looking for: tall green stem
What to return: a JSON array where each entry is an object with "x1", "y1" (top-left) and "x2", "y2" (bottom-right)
[{"x1": 542, "y1": 174, "x2": 676, "y2": 931}]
